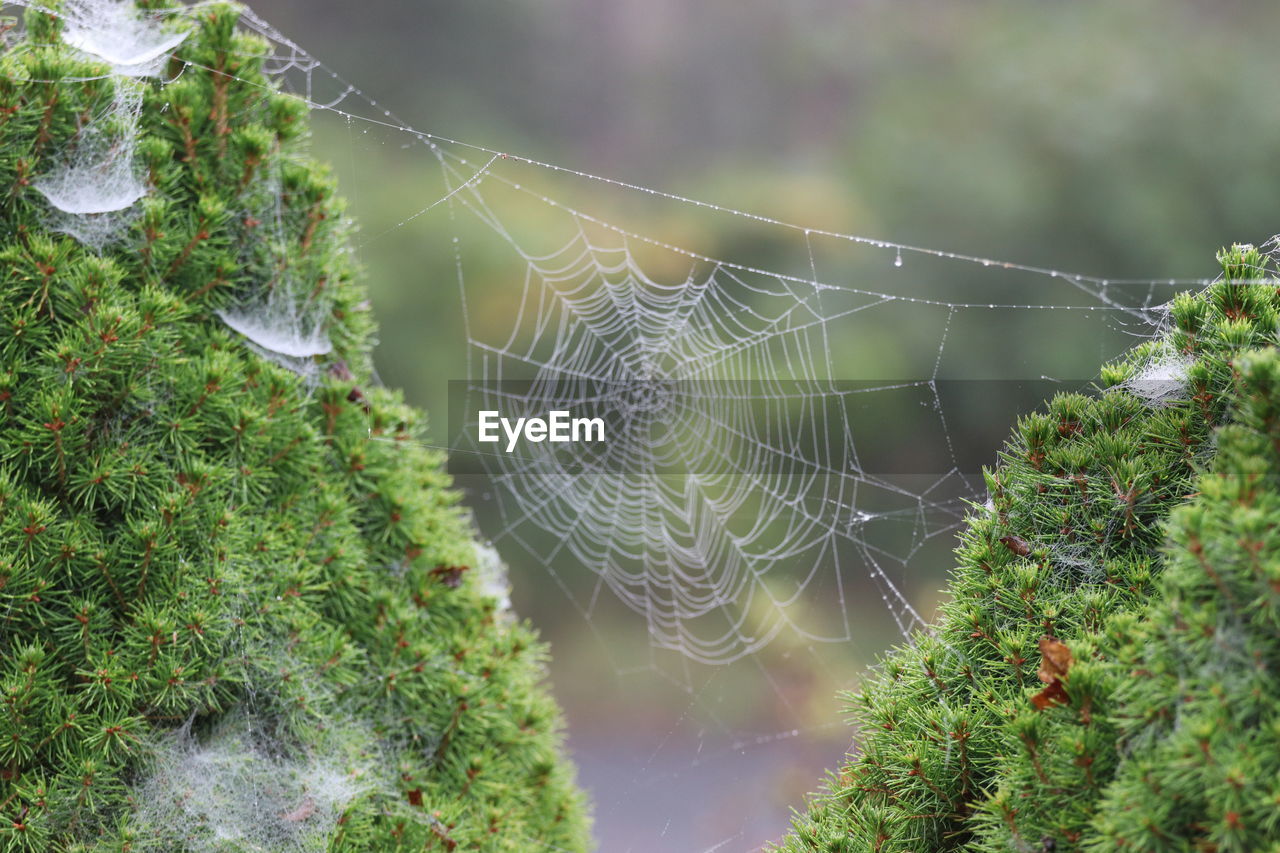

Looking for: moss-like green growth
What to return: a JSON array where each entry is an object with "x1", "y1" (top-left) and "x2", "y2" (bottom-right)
[
  {"x1": 0, "y1": 3, "x2": 588, "y2": 850},
  {"x1": 779, "y1": 244, "x2": 1280, "y2": 852}
]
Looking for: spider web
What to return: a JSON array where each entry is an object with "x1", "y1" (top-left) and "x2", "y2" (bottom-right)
[
  {"x1": 451, "y1": 228, "x2": 952, "y2": 664},
  {"x1": 3, "y1": 3, "x2": 1223, "y2": 849},
  {"x1": 431, "y1": 157, "x2": 1179, "y2": 669}
]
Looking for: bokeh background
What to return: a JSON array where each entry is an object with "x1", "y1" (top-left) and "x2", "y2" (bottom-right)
[{"x1": 246, "y1": 1, "x2": 1280, "y2": 849}]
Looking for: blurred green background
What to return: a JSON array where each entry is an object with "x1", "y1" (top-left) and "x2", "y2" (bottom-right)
[{"x1": 248, "y1": 0, "x2": 1280, "y2": 849}]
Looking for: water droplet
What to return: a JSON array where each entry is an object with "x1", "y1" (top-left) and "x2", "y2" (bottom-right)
[{"x1": 893, "y1": 250, "x2": 903, "y2": 268}]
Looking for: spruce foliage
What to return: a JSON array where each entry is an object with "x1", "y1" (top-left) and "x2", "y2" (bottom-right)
[
  {"x1": 780, "y1": 244, "x2": 1280, "y2": 852},
  {"x1": 0, "y1": 2, "x2": 588, "y2": 850},
  {"x1": 1081, "y1": 346, "x2": 1280, "y2": 851}
]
